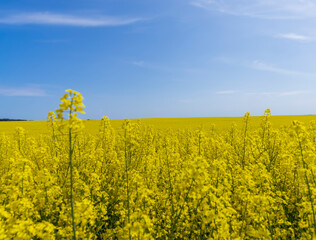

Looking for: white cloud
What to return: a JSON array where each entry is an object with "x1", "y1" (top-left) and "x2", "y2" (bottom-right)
[
  {"x1": 129, "y1": 60, "x2": 202, "y2": 74},
  {"x1": 277, "y1": 33, "x2": 312, "y2": 41},
  {"x1": 262, "y1": 92, "x2": 276, "y2": 95},
  {"x1": 216, "y1": 90, "x2": 236, "y2": 94},
  {"x1": 0, "y1": 12, "x2": 142, "y2": 26},
  {"x1": 190, "y1": 0, "x2": 316, "y2": 19},
  {"x1": 131, "y1": 61, "x2": 146, "y2": 66},
  {"x1": 279, "y1": 90, "x2": 309, "y2": 96},
  {"x1": 0, "y1": 86, "x2": 47, "y2": 96},
  {"x1": 245, "y1": 90, "x2": 310, "y2": 96},
  {"x1": 190, "y1": 0, "x2": 216, "y2": 9},
  {"x1": 251, "y1": 60, "x2": 310, "y2": 76},
  {"x1": 36, "y1": 39, "x2": 69, "y2": 43},
  {"x1": 216, "y1": 57, "x2": 316, "y2": 77}
]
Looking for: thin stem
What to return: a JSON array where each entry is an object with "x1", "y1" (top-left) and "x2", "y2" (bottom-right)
[
  {"x1": 69, "y1": 110, "x2": 77, "y2": 240},
  {"x1": 124, "y1": 127, "x2": 131, "y2": 240},
  {"x1": 242, "y1": 115, "x2": 249, "y2": 169}
]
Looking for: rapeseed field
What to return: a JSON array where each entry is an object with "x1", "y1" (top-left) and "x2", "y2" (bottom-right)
[
  {"x1": 1, "y1": 90, "x2": 316, "y2": 239},
  {"x1": 1, "y1": 114, "x2": 316, "y2": 136}
]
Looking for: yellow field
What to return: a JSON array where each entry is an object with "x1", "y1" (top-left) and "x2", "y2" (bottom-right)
[
  {"x1": 2, "y1": 91, "x2": 316, "y2": 239},
  {"x1": 1, "y1": 114, "x2": 316, "y2": 136}
]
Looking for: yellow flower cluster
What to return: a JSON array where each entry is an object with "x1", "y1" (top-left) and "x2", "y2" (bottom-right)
[
  {"x1": 2, "y1": 92, "x2": 316, "y2": 239},
  {"x1": 49, "y1": 89, "x2": 85, "y2": 133}
]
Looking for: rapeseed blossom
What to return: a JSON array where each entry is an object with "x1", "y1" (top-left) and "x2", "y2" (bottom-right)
[{"x1": 1, "y1": 90, "x2": 316, "y2": 238}]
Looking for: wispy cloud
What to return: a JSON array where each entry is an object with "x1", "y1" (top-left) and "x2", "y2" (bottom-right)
[
  {"x1": 190, "y1": 0, "x2": 316, "y2": 19},
  {"x1": 36, "y1": 39, "x2": 69, "y2": 43},
  {"x1": 250, "y1": 60, "x2": 310, "y2": 76},
  {"x1": 190, "y1": 0, "x2": 217, "y2": 10},
  {"x1": 131, "y1": 61, "x2": 146, "y2": 67},
  {"x1": 246, "y1": 90, "x2": 310, "y2": 96},
  {"x1": 216, "y1": 57, "x2": 314, "y2": 77},
  {"x1": 279, "y1": 90, "x2": 309, "y2": 96},
  {"x1": 277, "y1": 33, "x2": 312, "y2": 41},
  {"x1": 0, "y1": 12, "x2": 142, "y2": 26},
  {"x1": 216, "y1": 90, "x2": 236, "y2": 94},
  {"x1": 0, "y1": 86, "x2": 47, "y2": 96},
  {"x1": 129, "y1": 60, "x2": 202, "y2": 74}
]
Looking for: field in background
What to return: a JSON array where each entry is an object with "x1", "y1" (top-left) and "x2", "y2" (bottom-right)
[
  {"x1": 2, "y1": 109, "x2": 316, "y2": 238},
  {"x1": 1, "y1": 115, "x2": 316, "y2": 135}
]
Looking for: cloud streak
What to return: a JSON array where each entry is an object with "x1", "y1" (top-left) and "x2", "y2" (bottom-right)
[
  {"x1": 0, "y1": 86, "x2": 47, "y2": 97},
  {"x1": 246, "y1": 90, "x2": 310, "y2": 96},
  {"x1": 190, "y1": 0, "x2": 316, "y2": 19},
  {"x1": 131, "y1": 61, "x2": 146, "y2": 67},
  {"x1": 0, "y1": 12, "x2": 142, "y2": 26},
  {"x1": 279, "y1": 90, "x2": 309, "y2": 96},
  {"x1": 129, "y1": 60, "x2": 202, "y2": 74},
  {"x1": 216, "y1": 90, "x2": 236, "y2": 94},
  {"x1": 250, "y1": 60, "x2": 311, "y2": 76},
  {"x1": 277, "y1": 33, "x2": 312, "y2": 41},
  {"x1": 216, "y1": 57, "x2": 316, "y2": 77}
]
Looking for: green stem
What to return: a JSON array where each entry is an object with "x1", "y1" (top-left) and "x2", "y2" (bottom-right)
[
  {"x1": 124, "y1": 127, "x2": 131, "y2": 240},
  {"x1": 242, "y1": 115, "x2": 249, "y2": 169},
  {"x1": 69, "y1": 117, "x2": 77, "y2": 240}
]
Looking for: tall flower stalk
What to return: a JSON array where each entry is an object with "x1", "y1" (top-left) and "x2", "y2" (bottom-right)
[{"x1": 50, "y1": 89, "x2": 85, "y2": 240}]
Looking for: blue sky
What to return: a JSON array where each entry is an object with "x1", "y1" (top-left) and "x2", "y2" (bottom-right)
[{"x1": 0, "y1": 0, "x2": 316, "y2": 120}]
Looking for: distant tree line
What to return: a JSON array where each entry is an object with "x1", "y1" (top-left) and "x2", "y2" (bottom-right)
[{"x1": 0, "y1": 118, "x2": 27, "y2": 121}]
